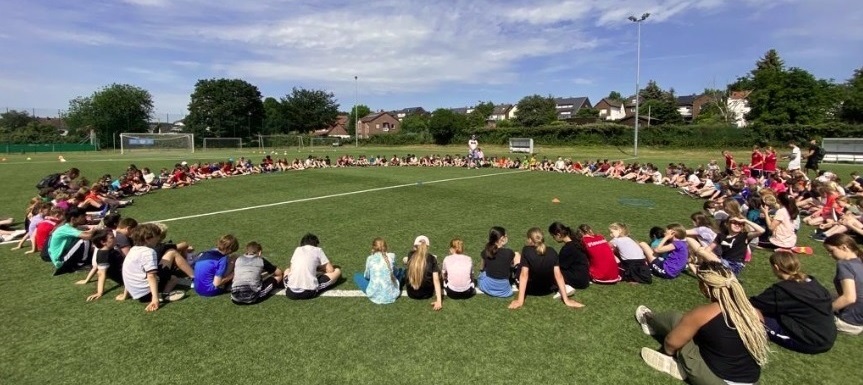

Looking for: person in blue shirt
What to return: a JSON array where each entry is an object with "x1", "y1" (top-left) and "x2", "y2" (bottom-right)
[{"x1": 193, "y1": 234, "x2": 239, "y2": 297}]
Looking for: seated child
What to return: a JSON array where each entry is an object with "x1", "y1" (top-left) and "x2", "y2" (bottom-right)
[
  {"x1": 442, "y1": 238, "x2": 475, "y2": 300},
  {"x1": 509, "y1": 228, "x2": 584, "y2": 309},
  {"x1": 193, "y1": 234, "x2": 239, "y2": 297},
  {"x1": 284, "y1": 233, "x2": 341, "y2": 300},
  {"x1": 231, "y1": 241, "x2": 283, "y2": 305},
  {"x1": 577, "y1": 224, "x2": 622, "y2": 284},
  {"x1": 639, "y1": 224, "x2": 689, "y2": 279},
  {"x1": 82, "y1": 229, "x2": 125, "y2": 301},
  {"x1": 608, "y1": 223, "x2": 651, "y2": 284},
  {"x1": 354, "y1": 237, "x2": 404, "y2": 304},
  {"x1": 405, "y1": 235, "x2": 443, "y2": 310},
  {"x1": 119, "y1": 224, "x2": 186, "y2": 311}
]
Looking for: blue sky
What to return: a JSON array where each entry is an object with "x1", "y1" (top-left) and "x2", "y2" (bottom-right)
[{"x1": 1, "y1": 0, "x2": 861, "y2": 119}]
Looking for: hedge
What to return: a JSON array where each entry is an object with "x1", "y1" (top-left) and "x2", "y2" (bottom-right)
[{"x1": 356, "y1": 123, "x2": 863, "y2": 148}]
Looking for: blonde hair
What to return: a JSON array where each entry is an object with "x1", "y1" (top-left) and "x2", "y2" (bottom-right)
[
  {"x1": 408, "y1": 242, "x2": 429, "y2": 290},
  {"x1": 697, "y1": 262, "x2": 769, "y2": 366},
  {"x1": 372, "y1": 238, "x2": 397, "y2": 285},
  {"x1": 609, "y1": 222, "x2": 629, "y2": 237},
  {"x1": 666, "y1": 223, "x2": 686, "y2": 239},
  {"x1": 449, "y1": 238, "x2": 464, "y2": 254},
  {"x1": 527, "y1": 227, "x2": 547, "y2": 255},
  {"x1": 769, "y1": 251, "x2": 807, "y2": 282}
]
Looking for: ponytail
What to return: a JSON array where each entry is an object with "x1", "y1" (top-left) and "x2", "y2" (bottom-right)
[
  {"x1": 527, "y1": 227, "x2": 547, "y2": 256},
  {"x1": 769, "y1": 251, "x2": 808, "y2": 282},
  {"x1": 484, "y1": 226, "x2": 506, "y2": 259},
  {"x1": 408, "y1": 242, "x2": 429, "y2": 290}
]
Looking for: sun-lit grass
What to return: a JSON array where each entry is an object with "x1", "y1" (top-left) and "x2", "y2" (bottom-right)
[{"x1": 0, "y1": 146, "x2": 860, "y2": 384}]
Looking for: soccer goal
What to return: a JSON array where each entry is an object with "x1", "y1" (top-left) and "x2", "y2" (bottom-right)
[
  {"x1": 309, "y1": 137, "x2": 343, "y2": 152},
  {"x1": 203, "y1": 137, "x2": 243, "y2": 151},
  {"x1": 258, "y1": 134, "x2": 305, "y2": 153},
  {"x1": 120, "y1": 133, "x2": 194, "y2": 154}
]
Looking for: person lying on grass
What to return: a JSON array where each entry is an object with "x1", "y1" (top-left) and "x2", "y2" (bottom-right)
[
  {"x1": 284, "y1": 233, "x2": 341, "y2": 300},
  {"x1": 509, "y1": 227, "x2": 584, "y2": 310}
]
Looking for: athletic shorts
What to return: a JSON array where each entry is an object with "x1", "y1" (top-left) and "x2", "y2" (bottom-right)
[{"x1": 286, "y1": 275, "x2": 334, "y2": 300}]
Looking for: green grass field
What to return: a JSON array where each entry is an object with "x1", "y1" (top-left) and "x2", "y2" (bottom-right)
[{"x1": 0, "y1": 146, "x2": 860, "y2": 384}]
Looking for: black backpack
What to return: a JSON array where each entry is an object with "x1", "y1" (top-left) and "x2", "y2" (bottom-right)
[
  {"x1": 817, "y1": 146, "x2": 827, "y2": 161},
  {"x1": 36, "y1": 173, "x2": 61, "y2": 189}
]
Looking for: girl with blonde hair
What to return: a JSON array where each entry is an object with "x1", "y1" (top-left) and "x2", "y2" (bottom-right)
[
  {"x1": 405, "y1": 236, "x2": 443, "y2": 311},
  {"x1": 509, "y1": 227, "x2": 584, "y2": 310},
  {"x1": 354, "y1": 238, "x2": 404, "y2": 305},
  {"x1": 441, "y1": 238, "x2": 475, "y2": 299},
  {"x1": 750, "y1": 251, "x2": 836, "y2": 353},
  {"x1": 635, "y1": 261, "x2": 768, "y2": 384}
]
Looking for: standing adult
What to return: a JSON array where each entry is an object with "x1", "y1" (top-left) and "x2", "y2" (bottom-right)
[
  {"x1": 786, "y1": 141, "x2": 802, "y2": 172},
  {"x1": 805, "y1": 139, "x2": 824, "y2": 177}
]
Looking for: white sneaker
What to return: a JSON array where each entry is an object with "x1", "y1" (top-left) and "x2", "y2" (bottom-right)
[
  {"x1": 641, "y1": 347, "x2": 686, "y2": 380},
  {"x1": 160, "y1": 290, "x2": 186, "y2": 303},
  {"x1": 635, "y1": 305, "x2": 655, "y2": 335},
  {"x1": 553, "y1": 285, "x2": 576, "y2": 299},
  {"x1": 11, "y1": 229, "x2": 26, "y2": 239}
]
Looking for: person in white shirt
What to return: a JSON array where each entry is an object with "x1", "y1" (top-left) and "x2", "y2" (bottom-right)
[
  {"x1": 284, "y1": 233, "x2": 341, "y2": 300},
  {"x1": 786, "y1": 141, "x2": 802, "y2": 171}
]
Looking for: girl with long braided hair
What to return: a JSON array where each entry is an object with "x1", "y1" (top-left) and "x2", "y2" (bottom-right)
[{"x1": 634, "y1": 261, "x2": 769, "y2": 384}]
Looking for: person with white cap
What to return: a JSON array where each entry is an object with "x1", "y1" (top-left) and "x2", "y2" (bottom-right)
[{"x1": 405, "y1": 235, "x2": 443, "y2": 310}]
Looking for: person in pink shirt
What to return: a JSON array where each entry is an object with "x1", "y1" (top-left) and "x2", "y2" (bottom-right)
[{"x1": 441, "y1": 238, "x2": 475, "y2": 299}]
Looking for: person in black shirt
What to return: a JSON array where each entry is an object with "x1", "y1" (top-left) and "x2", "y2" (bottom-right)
[
  {"x1": 750, "y1": 251, "x2": 836, "y2": 354},
  {"x1": 405, "y1": 236, "x2": 442, "y2": 311},
  {"x1": 635, "y1": 262, "x2": 768, "y2": 384},
  {"x1": 548, "y1": 222, "x2": 590, "y2": 291},
  {"x1": 509, "y1": 227, "x2": 584, "y2": 310}
]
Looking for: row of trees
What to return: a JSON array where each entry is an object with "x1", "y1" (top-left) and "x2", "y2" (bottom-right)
[
  {"x1": 0, "y1": 110, "x2": 80, "y2": 144},
  {"x1": 5, "y1": 49, "x2": 860, "y2": 146}
]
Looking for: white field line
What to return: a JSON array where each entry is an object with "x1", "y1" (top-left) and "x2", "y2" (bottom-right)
[
  {"x1": 275, "y1": 288, "x2": 510, "y2": 297},
  {"x1": 149, "y1": 170, "x2": 529, "y2": 223}
]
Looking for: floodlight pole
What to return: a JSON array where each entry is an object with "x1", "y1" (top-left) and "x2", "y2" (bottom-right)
[
  {"x1": 354, "y1": 75, "x2": 359, "y2": 147},
  {"x1": 629, "y1": 13, "x2": 649, "y2": 157}
]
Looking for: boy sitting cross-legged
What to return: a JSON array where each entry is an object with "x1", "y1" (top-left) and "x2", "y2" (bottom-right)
[
  {"x1": 119, "y1": 224, "x2": 186, "y2": 312},
  {"x1": 193, "y1": 234, "x2": 239, "y2": 297},
  {"x1": 231, "y1": 241, "x2": 283, "y2": 305},
  {"x1": 284, "y1": 233, "x2": 341, "y2": 300}
]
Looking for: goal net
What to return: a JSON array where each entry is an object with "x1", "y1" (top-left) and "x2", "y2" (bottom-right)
[
  {"x1": 258, "y1": 134, "x2": 305, "y2": 153},
  {"x1": 309, "y1": 137, "x2": 343, "y2": 152},
  {"x1": 120, "y1": 133, "x2": 194, "y2": 154},
  {"x1": 203, "y1": 137, "x2": 243, "y2": 151}
]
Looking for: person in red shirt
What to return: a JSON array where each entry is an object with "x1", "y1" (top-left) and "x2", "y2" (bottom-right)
[
  {"x1": 576, "y1": 224, "x2": 621, "y2": 284},
  {"x1": 34, "y1": 207, "x2": 63, "y2": 253},
  {"x1": 750, "y1": 145, "x2": 764, "y2": 178},
  {"x1": 723, "y1": 150, "x2": 736, "y2": 175},
  {"x1": 763, "y1": 146, "x2": 778, "y2": 179}
]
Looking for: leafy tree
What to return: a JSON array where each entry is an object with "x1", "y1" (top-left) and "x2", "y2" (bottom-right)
[
  {"x1": 0, "y1": 110, "x2": 35, "y2": 130},
  {"x1": 262, "y1": 97, "x2": 289, "y2": 135},
  {"x1": 607, "y1": 91, "x2": 624, "y2": 102},
  {"x1": 575, "y1": 107, "x2": 599, "y2": 118},
  {"x1": 429, "y1": 108, "x2": 467, "y2": 145},
  {"x1": 347, "y1": 104, "x2": 371, "y2": 136},
  {"x1": 694, "y1": 89, "x2": 735, "y2": 125},
  {"x1": 280, "y1": 87, "x2": 340, "y2": 134},
  {"x1": 65, "y1": 83, "x2": 154, "y2": 147},
  {"x1": 747, "y1": 66, "x2": 836, "y2": 125},
  {"x1": 400, "y1": 113, "x2": 430, "y2": 134},
  {"x1": 637, "y1": 80, "x2": 683, "y2": 124},
  {"x1": 515, "y1": 95, "x2": 557, "y2": 127},
  {"x1": 467, "y1": 101, "x2": 495, "y2": 129},
  {"x1": 186, "y1": 79, "x2": 264, "y2": 139},
  {"x1": 840, "y1": 67, "x2": 863, "y2": 123},
  {"x1": 753, "y1": 49, "x2": 784, "y2": 74}
]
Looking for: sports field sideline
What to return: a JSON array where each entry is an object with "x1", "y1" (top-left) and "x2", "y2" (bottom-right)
[{"x1": 0, "y1": 145, "x2": 861, "y2": 384}]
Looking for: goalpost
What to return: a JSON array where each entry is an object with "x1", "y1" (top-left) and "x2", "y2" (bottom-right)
[
  {"x1": 119, "y1": 133, "x2": 194, "y2": 154},
  {"x1": 309, "y1": 137, "x2": 343, "y2": 152},
  {"x1": 258, "y1": 134, "x2": 305, "y2": 153},
  {"x1": 203, "y1": 137, "x2": 243, "y2": 151}
]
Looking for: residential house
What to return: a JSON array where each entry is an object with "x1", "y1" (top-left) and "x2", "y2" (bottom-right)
[
  {"x1": 449, "y1": 107, "x2": 472, "y2": 115},
  {"x1": 617, "y1": 113, "x2": 660, "y2": 127},
  {"x1": 36, "y1": 117, "x2": 69, "y2": 136},
  {"x1": 676, "y1": 94, "x2": 712, "y2": 121},
  {"x1": 727, "y1": 90, "x2": 752, "y2": 128},
  {"x1": 358, "y1": 111, "x2": 400, "y2": 138},
  {"x1": 310, "y1": 115, "x2": 350, "y2": 138},
  {"x1": 594, "y1": 98, "x2": 630, "y2": 121},
  {"x1": 147, "y1": 120, "x2": 186, "y2": 133},
  {"x1": 489, "y1": 104, "x2": 513, "y2": 121},
  {"x1": 391, "y1": 107, "x2": 427, "y2": 121},
  {"x1": 554, "y1": 97, "x2": 592, "y2": 120}
]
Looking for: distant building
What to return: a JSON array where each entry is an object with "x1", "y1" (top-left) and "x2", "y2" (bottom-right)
[
  {"x1": 358, "y1": 111, "x2": 400, "y2": 138},
  {"x1": 310, "y1": 115, "x2": 350, "y2": 138},
  {"x1": 390, "y1": 107, "x2": 427, "y2": 121},
  {"x1": 594, "y1": 98, "x2": 633, "y2": 121},
  {"x1": 675, "y1": 94, "x2": 712, "y2": 122},
  {"x1": 553, "y1": 97, "x2": 592, "y2": 120},
  {"x1": 727, "y1": 90, "x2": 752, "y2": 127}
]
